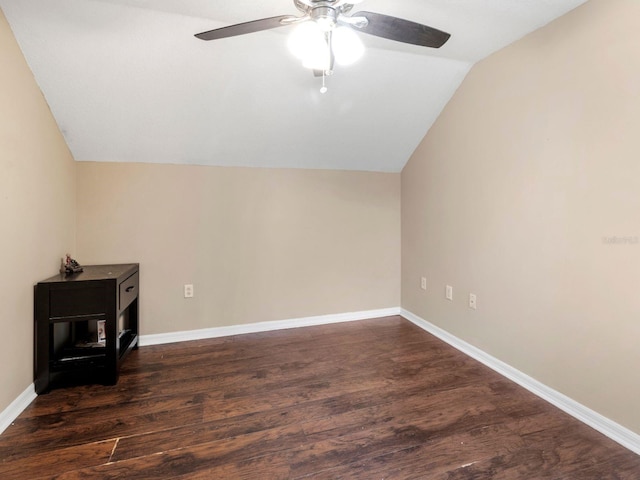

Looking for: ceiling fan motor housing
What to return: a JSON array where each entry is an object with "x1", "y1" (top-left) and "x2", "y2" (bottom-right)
[
  {"x1": 311, "y1": 6, "x2": 338, "y2": 31},
  {"x1": 294, "y1": 0, "x2": 354, "y2": 29}
]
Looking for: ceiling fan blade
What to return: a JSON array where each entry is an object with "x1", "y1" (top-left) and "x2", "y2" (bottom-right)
[
  {"x1": 351, "y1": 11, "x2": 450, "y2": 48},
  {"x1": 195, "y1": 15, "x2": 295, "y2": 41}
]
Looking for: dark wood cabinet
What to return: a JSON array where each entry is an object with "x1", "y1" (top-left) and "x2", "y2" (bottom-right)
[{"x1": 34, "y1": 264, "x2": 139, "y2": 394}]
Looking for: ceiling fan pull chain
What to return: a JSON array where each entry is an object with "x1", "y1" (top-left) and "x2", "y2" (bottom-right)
[{"x1": 320, "y1": 29, "x2": 331, "y2": 93}]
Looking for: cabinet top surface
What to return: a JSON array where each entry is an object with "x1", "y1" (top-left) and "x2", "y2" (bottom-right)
[{"x1": 38, "y1": 264, "x2": 139, "y2": 284}]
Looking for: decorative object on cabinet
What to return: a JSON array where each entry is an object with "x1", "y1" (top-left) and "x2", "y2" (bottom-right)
[{"x1": 60, "y1": 253, "x2": 83, "y2": 274}]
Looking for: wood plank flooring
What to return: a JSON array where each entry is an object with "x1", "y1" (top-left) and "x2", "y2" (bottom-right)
[{"x1": 1, "y1": 315, "x2": 639, "y2": 479}]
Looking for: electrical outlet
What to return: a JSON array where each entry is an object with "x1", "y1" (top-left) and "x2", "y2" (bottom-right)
[
  {"x1": 420, "y1": 277, "x2": 427, "y2": 290},
  {"x1": 469, "y1": 293, "x2": 477, "y2": 310},
  {"x1": 184, "y1": 284, "x2": 194, "y2": 298},
  {"x1": 445, "y1": 285, "x2": 453, "y2": 301}
]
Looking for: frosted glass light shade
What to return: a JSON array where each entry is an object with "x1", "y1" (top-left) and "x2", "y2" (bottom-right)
[
  {"x1": 301, "y1": 48, "x2": 331, "y2": 70},
  {"x1": 288, "y1": 22, "x2": 330, "y2": 70},
  {"x1": 332, "y1": 26, "x2": 364, "y2": 66},
  {"x1": 288, "y1": 22, "x2": 364, "y2": 71}
]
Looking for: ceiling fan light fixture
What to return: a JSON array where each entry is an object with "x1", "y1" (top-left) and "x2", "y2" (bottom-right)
[
  {"x1": 301, "y1": 43, "x2": 331, "y2": 71},
  {"x1": 287, "y1": 22, "x2": 331, "y2": 70},
  {"x1": 288, "y1": 22, "x2": 331, "y2": 71},
  {"x1": 287, "y1": 21, "x2": 322, "y2": 59},
  {"x1": 332, "y1": 26, "x2": 364, "y2": 66}
]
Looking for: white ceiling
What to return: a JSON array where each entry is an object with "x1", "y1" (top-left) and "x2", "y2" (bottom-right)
[{"x1": 1, "y1": 0, "x2": 586, "y2": 172}]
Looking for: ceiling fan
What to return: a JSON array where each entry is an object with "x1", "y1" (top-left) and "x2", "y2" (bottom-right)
[{"x1": 195, "y1": 0, "x2": 450, "y2": 90}]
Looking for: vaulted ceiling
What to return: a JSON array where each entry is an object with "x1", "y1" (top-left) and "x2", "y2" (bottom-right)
[{"x1": 1, "y1": 0, "x2": 586, "y2": 172}]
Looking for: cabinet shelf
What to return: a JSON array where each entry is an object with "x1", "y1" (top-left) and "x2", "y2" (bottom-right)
[
  {"x1": 51, "y1": 351, "x2": 107, "y2": 372},
  {"x1": 35, "y1": 264, "x2": 139, "y2": 394},
  {"x1": 49, "y1": 314, "x2": 106, "y2": 324}
]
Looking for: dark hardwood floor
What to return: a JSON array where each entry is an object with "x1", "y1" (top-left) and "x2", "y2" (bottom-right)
[{"x1": 1, "y1": 316, "x2": 639, "y2": 479}]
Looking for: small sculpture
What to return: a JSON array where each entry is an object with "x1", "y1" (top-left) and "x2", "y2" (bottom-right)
[{"x1": 60, "y1": 254, "x2": 83, "y2": 274}]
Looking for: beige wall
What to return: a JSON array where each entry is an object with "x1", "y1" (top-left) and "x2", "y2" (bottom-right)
[
  {"x1": 77, "y1": 162, "x2": 400, "y2": 334},
  {"x1": 402, "y1": 0, "x2": 640, "y2": 434},
  {"x1": 0, "y1": 10, "x2": 76, "y2": 412}
]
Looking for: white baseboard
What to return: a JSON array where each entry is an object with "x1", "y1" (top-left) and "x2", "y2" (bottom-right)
[
  {"x1": 0, "y1": 383, "x2": 36, "y2": 435},
  {"x1": 139, "y1": 307, "x2": 402, "y2": 347},
  {"x1": 401, "y1": 308, "x2": 640, "y2": 456}
]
